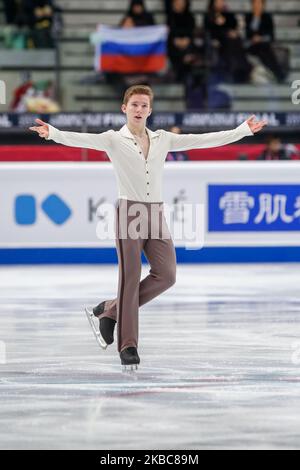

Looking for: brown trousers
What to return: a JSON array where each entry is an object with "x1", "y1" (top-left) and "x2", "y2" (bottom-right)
[{"x1": 100, "y1": 198, "x2": 177, "y2": 352}]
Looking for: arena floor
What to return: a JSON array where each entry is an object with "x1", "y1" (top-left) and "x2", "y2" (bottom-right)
[{"x1": 0, "y1": 264, "x2": 300, "y2": 450}]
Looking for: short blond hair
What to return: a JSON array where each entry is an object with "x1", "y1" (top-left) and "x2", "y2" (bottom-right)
[{"x1": 123, "y1": 85, "x2": 154, "y2": 107}]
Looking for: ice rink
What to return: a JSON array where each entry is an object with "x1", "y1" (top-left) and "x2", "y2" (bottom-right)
[{"x1": 0, "y1": 263, "x2": 300, "y2": 450}]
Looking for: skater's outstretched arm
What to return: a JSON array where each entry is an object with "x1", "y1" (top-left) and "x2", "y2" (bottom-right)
[
  {"x1": 29, "y1": 119, "x2": 113, "y2": 152},
  {"x1": 166, "y1": 115, "x2": 267, "y2": 152}
]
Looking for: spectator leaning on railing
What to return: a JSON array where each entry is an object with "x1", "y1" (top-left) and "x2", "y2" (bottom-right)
[{"x1": 245, "y1": 0, "x2": 286, "y2": 83}]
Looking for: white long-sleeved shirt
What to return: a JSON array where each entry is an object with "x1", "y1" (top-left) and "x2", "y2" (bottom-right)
[{"x1": 46, "y1": 121, "x2": 253, "y2": 202}]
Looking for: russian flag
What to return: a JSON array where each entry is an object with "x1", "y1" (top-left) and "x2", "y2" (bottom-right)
[{"x1": 92, "y1": 25, "x2": 168, "y2": 73}]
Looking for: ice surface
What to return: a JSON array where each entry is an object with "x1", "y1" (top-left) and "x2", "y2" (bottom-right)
[{"x1": 0, "y1": 264, "x2": 300, "y2": 450}]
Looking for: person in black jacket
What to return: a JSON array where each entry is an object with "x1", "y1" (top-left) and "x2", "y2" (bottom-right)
[
  {"x1": 167, "y1": 0, "x2": 202, "y2": 82},
  {"x1": 3, "y1": 0, "x2": 17, "y2": 24},
  {"x1": 22, "y1": 0, "x2": 55, "y2": 47},
  {"x1": 3, "y1": 0, "x2": 32, "y2": 28},
  {"x1": 245, "y1": 0, "x2": 286, "y2": 82},
  {"x1": 166, "y1": 0, "x2": 195, "y2": 34},
  {"x1": 204, "y1": 0, "x2": 252, "y2": 83}
]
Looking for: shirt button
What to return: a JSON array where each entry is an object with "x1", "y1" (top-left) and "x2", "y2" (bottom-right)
[
  {"x1": 147, "y1": 193, "x2": 150, "y2": 196},
  {"x1": 139, "y1": 151, "x2": 142, "y2": 154},
  {"x1": 147, "y1": 182, "x2": 149, "y2": 185},
  {"x1": 134, "y1": 143, "x2": 137, "y2": 145}
]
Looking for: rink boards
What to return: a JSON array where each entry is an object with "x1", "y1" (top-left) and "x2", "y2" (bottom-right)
[{"x1": 0, "y1": 162, "x2": 300, "y2": 264}]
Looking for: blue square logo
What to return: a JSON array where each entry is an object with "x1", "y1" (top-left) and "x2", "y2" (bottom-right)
[{"x1": 15, "y1": 195, "x2": 36, "y2": 225}]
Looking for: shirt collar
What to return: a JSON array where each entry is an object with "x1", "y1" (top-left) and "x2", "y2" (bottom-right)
[{"x1": 119, "y1": 124, "x2": 159, "y2": 140}]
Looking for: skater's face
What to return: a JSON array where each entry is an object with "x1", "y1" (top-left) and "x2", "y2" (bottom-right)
[{"x1": 122, "y1": 94, "x2": 152, "y2": 127}]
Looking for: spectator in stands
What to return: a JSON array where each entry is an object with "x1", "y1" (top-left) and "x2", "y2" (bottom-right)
[
  {"x1": 120, "y1": 16, "x2": 136, "y2": 28},
  {"x1": 3, "y1": 0, "x2": 18, "y2": 24},
  {"x1": 245, "y1": 0, "x2": 286, "y2": 83},
  {"x1": 257, "y1": 136, "x2": 291, "y2": 160},
  {"x1": 166, "y1": 0, "x2": 195, "y2": 33},
  {"x1": 3, "y1": 1, "x2": 32, "y2": 49},
  {"x1": 105, "y1": 1, "x2": 156, "y2": 96},
  {"x1": 3, "y1": 0, "x2": 60, "y2": 49},
  {"x1": 23, "y1": 0, "x2": 55, "y2": 48},
  {"x1": 164, "y1": 1, "x2": 173, "y2": 21},
  {"x1": 167, "y1": 0, "x2": 203, "y2": 83},
  {"x1": 168, "y1": 31, "x2": 202, "y2": 83},
  {"x1": 166, "y1": 126, "x2": 189, "y2": 160},
  {"x1": 120, "y1": 0, "x2": 155, "y2": 27},
  {"x1": 204, "y1": 0, "x2": 252, "y2": 83}
]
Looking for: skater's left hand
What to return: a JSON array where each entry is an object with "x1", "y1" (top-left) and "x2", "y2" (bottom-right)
[{"x1": 246, "y1": 115, "x2": 268, "y2": 134}]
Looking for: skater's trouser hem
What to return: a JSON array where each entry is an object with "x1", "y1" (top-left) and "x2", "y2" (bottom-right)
[{"x1": 101, "y1": 198, "x2": 177, "y2": 353}]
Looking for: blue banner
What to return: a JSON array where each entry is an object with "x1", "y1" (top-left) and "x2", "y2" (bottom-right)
[{"x1": 208, "y1": 185, "x2": 300, "y2": 231}]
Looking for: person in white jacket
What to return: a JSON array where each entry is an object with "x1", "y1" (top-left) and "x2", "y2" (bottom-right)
[{"x1": 30, "y1": 84, "x2": 267, "y2": 370}]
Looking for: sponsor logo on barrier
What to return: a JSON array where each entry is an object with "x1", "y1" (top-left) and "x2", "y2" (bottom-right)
[
  {"x1": 0, "y1": 341, "x2": 6, "y2": 364},
  {"x1": 0, "y1": 79, "x2": 6, "y2": 105},
  {"x1": 291, "y1": 80, "x2": 300, "y2": 105},
  {"x1": 88, "y1": 196, "x2": 107, "y2": 222},
  {"x1": 15, "y1": 194, "x2": 72, "y2": 225},
  {"x1": 208, "y1": 185, "x2": 300, "y2": 232}
]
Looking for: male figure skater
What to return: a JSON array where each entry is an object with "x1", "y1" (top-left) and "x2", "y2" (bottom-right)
[{"x1": 29, "y1": 85, "x2": 267, "y2": 370}]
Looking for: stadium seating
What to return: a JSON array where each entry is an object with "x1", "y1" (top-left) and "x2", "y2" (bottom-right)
[{"x1": 0, "y1": 0, "x2": 299, "y2": 112}]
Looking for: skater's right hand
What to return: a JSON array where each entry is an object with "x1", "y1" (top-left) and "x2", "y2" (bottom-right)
[{"x1": 29, "y1": 118, "x2": 49, "y2": 139}]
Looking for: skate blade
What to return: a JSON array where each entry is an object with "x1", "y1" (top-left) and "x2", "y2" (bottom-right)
[
  {"x1": 84, "y1": 307, "x2": 107, "y2": 350},
  {"x1": 122, "y1": 364, "x2": 138, "y2": 372}
]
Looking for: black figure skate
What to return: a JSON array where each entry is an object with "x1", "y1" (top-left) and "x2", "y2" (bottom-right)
[
  {"x1": 85, "y1": 302, "x2": 116, "y2": 350},
  {"x1": 120, "y1": 347, "x2": 140, "y2": 371}
]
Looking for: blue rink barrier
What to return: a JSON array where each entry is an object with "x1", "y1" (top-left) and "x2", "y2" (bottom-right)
[{"x1": 1, "y1": 247, "x2": 300, "y2": 265}]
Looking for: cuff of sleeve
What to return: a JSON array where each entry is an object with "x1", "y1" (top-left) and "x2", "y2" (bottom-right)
[
  {"x1": 238, "y1": 121, "x2": 254, "y2": 136},
  {"x1": 45, "y1": 124, "x2": 55, "y2": 141}
]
